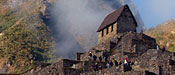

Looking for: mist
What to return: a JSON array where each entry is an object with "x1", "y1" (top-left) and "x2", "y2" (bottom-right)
[{"x1": 51, "y1": 0, "x2": 144, "y2": 59}]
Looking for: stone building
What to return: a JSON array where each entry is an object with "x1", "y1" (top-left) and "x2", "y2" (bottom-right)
[
  {"x1": 77, "y1": 5, "x2": 157, "y2": 62},
  {"x1": 22, "y1": 4, "x2": 175, "y2": 75},
  {"x1": 91, "y1": 5, "x2": 156, "y2": 56},
  {"x1": 97, "y1": 4, "x2": 137, "y2": 44}
]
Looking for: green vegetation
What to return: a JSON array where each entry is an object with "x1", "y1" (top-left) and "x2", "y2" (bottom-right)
[
  {"x1": 0, "y1": 10, "x2": 20, "y2": 32},
  {"x1": 0, "y1": 0, "x2": 56, "y2": 73},
  {"x1": 0, "y1": 6, "x2": 55, "y2": 73},
  {"x1": 0, "y1": 14, "x2": 55, "y2": 73}
]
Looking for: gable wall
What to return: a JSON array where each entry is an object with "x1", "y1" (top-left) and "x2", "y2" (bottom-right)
[
  {"x1": 98, "y1": 6, "x2": 137, "y2": 45},
  {"x1": 117, "y1": 7, "x2": 137, "y2": 33}
]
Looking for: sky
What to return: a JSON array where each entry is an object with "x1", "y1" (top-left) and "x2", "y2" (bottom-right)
[{"x1": 133, "y1": 0, "x2": 175, "y2": 29}]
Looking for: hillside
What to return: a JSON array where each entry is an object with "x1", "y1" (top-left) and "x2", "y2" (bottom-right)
[
  {"x1": 145, "y1": 19, "x2": 175, "y2": 52},
  {"x1": 0, "y1": 0, "x2": 56, "y2": 73}
]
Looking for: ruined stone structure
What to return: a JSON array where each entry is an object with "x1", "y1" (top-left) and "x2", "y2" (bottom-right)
[
  {"x1": 97, "y1": 5, "x2": 137, "y2": 44},
  {"x1": 23, "y1": 59, "x2": 81, "y2": 75},
  {"x1": 88, "y1": 5, "x2": 157, "y2": 61},
  {"x1": 23, "y1": 59, "x2": 106, "y2": 75},
  {"x1": 79, "y1": 32, "x2": 157, "y2": 62},
  {"x1": 23, "y1": 50, "x2": 175, "y2": 75},
  {"x1": 23, "y1": 5, "x2": 175, "y2": 75},
  {"x1": 80, "y1": 49, "x2": 175, "y2": 75}
]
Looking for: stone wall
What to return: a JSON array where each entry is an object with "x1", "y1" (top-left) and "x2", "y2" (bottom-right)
[
  {"x1": 79, "y1": 49, "x2": 106, "y2": 61},
  {"x1": 117, "y1": 7, "x2": 137, "y2": 33},
  {"x1": 113, "y1": 32, "x2": 156, "y2": 55},
  {"x1": 80, "y1": 32, "x2": 156, "y2": 62},
  {"x1": 63, "y1": 67, "x2": 82, "y2": 75},
  {"x1": 96, "y1": 33, "x2": 124, "y2": 51},
  {"x1": 98, "y1": 22, "x2": 117, "y2": 44},
  {"x1": 81, "y1": 49, "x2": 175, "y2": 75},
  {"x1": 98, "y1": 7, "x2": 137, "y2": 44},
  {"x1": 23, "y1": 59, "x2": 80, "y2": 75},
  {"x1": 23, "y1": 32, "x2": 175, "y2": 75},
  {"x1": 131, "y1": 49, "x2": 175, "y2": 75},
  {"x1": 96, "y1": 41, "x2": 111, "y2": 51},
  {"x1": 76, "y1": 53, "x2": 84, "y2": 61},
  {"x1": 132, "y1": 34, "x2": 157, "y2": 55},
  {"x1": 81, "y1": 67, "x2": 144, "y2": 75}
]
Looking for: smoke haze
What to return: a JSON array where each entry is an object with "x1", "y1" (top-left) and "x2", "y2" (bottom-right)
[{"x1": 51, "y1": 0, "x2": 144, "y2": 59}]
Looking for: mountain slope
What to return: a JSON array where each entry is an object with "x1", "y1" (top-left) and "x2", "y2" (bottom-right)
[
  {"x1": 145, "y1": 19, "x2": 175, "y2": 52},
  {"x1": 0, "y1": 0, "x2": 55, "y2": 73}
]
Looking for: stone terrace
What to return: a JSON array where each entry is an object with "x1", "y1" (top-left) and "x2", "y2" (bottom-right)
[{"x1": 23, "y1": 32, "x2": 175, "y2": 75}]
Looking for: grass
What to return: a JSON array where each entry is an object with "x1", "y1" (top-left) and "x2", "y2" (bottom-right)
[
  {"x1": 145, "y1": 20, "x2": 175, "y2": 52},
  {"x1": 0, "y1": 10, "x2": 20, "y2": 32},
  {"x1": 0, "y1": 13, "x2": 55, "y2": 73},
  {"x1": 0, "y1": 0, "x2": 56, "y2": 73}
]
